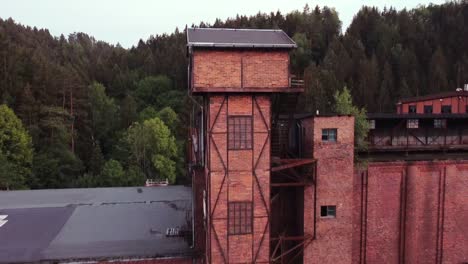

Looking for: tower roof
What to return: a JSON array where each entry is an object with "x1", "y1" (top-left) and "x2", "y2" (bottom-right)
[{"x1": 187, "y1": 28, "x2": 296, "y2": 49}]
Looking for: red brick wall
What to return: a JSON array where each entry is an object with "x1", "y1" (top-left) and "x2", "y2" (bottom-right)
[
  {"x1": 302, "y1": 116, "x2": 355, "y2": 264},
  {"x1": 354, "y1": 161, "x2": 468, "y2": 264},
  {"x1": 192, "y1": 50, "x2": 289, "y2": 92},
  {"x1": 206, "y1": 95, "x2": 270, "y2": 263},
  {"x1": 398, "y1": 95, "x2": 468, "y2": 114}
]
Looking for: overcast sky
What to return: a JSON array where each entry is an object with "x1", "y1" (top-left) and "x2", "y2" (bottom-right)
[{"x1": 0, "y1": 0, "x2": 444, "y2": 48}]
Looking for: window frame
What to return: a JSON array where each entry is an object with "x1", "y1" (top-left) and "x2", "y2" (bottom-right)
[
  {"x1": 407, "y1": 119, "x2": 419, "y2": 129},
  {"x1": 368, "y1": 120, "x2": 376, "y2": 130},
  {"x1": 228, "y1": 116, "x2": 253, "y2": 150},
  {"x1": 228, "y1": 201, "x2": 253, "y2": 235},
  {"x1": 434, "y1": 119, "x2": 447, "y2": 129},
  {"x1": 424, "y1": 105, "x2": 433, "y2": 114},
  {"x1": 441, "y1": 105, "x2": 452, "y2": 114},
  {"x1": 408, "y1": 105, "x2": 417, "y2": 113},
  {"x1": 322, "y1": 128, "x2": 337, "y2": 142},
  {"x1": 320, "y1": 205, "x2": 337, "y2": 218}
]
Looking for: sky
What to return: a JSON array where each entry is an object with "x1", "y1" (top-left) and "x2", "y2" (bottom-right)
[{"x1": 0, "y1": 0, "x2": 445, "y2": 48}]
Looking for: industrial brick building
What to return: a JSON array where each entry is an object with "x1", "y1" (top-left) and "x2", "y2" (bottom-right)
[
  {"x1": 187, "y1": 28, "x2": 468, "y2": 264},
  {"x1": 1, "y1": 28, "x2": 467, "y2": 264}
]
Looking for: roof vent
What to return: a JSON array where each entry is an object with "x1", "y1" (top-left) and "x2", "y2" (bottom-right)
[
  {"x1": 0, "y1": 215, "x2": 8, "y2": 228},
  {"x1": 464, "y1": 84, "x2": 468, "y2": 91}
]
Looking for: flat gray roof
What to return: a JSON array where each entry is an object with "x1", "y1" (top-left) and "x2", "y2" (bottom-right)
[
  {"x1": 0, "y1": 186, "x2": 193, "y2": 263},
  {"x1": 187, "y1": 28, "x2": 296, "y2": 49}
]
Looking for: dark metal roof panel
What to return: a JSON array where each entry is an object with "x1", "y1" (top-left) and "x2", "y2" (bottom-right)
[
  {"x1": 0, "y1": 186, "x2": 193, "y2": 262},
  {"x1": 0, "y1": 207, "x2": 75, "y2": 263},
  {"x1": 42, "y1": 201, "x2": 192, "y2": 261},
  {"x1": 0, "y1": 186, "x2": 192, "y2": 209},
  {"x1": 187, "y1": 28, "x2": 296, "y2": 49}
]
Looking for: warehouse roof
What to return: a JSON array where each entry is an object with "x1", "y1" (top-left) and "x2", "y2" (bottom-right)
[
  {"x1": 0, "y1": 186, "x2": 193, "y2": 263},
  {"x1": 187, "y1": 28, "x2": 297, "y2": 49}
]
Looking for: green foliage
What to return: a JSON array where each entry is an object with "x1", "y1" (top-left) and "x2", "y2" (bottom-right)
[
  {"x1": 88, "y1": 143, "x2": 105, "y2": 175},
  {"x1": 88, "y1": 82, "x2": 119, "y2": 143},
  {"x1": 0, "y1": 153, "x2": 24, "y2": 190},
  {"x1": 135, "y1": 76, "x2": 186, "y2": 112},
  {"x1": 126, "y1": 117, "x2": 178, "y2": 183},
  {"x1": 138, "y1": 106, "x2": 159, "y2": 122},
  {"x1": 334, "y1": 88, "x2": 369, "y2": 151},
  {"x1": 99, "y1": 159, "x2": 125, "y2": 187},
  {"x1": 1, "y1": 2, "x2": 467, "y2": 188},
  {"x1": 0, "y1": 104, "x2": 33, "y2": 189},
  {"x1": 156, "y1": 107, "x2": 180, "y2": 133},
  {"x1": 120, "y1": 94, "x2": 138, "y2": 128}
]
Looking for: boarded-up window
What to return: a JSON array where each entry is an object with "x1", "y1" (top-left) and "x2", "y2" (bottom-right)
[
  {"x1": 228, "y1": 202, "x2": 253, "y2": 235},
  {"x1": 228, "y1": 116, "x2": 252, "y2": 150}
]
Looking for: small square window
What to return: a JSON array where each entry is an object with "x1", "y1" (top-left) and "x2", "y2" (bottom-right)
[
  {"x1": 322, "y1": 129, "x2": 337, "y2": 142},
  {"x1": 368, "y1": 120, "x2": 375, "y2": 130},
  {"x1": 441, "y1": 105, "x2": 452, "y2": 114},
  {"x1": 409, "y1": 105, "x2": 417, "y2": 113},
  {"x1": 424, "y1": 105, "x2": 433, "y2": 114},
  {"x1": 320, "y1": 205, "x2": 336, "y2": 218},
  {"x1": 434, "y1": 119, "x2": 447, "y2": 128},
  {"x1": 407, "y1": 119, "x2": 419, "y2": 129},
  {"x1": 228, "y1": 116, "x2": 252, "y2": 150},
  {"x1": 228, "y1": 202, "x2": 252, "y2": 235}
]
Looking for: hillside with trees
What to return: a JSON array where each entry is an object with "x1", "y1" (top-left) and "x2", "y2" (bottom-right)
[{"x1": 0, "y1": 1, "x2": 466, "y2": 189}]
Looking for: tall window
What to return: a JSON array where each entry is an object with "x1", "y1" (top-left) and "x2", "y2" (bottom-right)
[
  {"x1": 228, "y1": 202, "x2": 252, "y2": 235},
  {"x1": 228, "y1": 116, "x2": 252, "y2": 150},
  {"x1": 434, "y1": 119, "x2": 447, "y2": 128},
  {"x1": 322, "y1": 128, "x2": 337, "y2": 142},
  {"x1": 441, "y1": 105, "x2": 452, "y2": 114},
  {"x1": 407, "y1": 119, "x2": 419, "y2": 129},
  {"x1": 424, "y1": 105, "x2": 433, "y2": 114},
  {"x1": 409, "y1": 105, "x2": 417, "y2": 113},
  {"x1": 368, "y1": 120, "x2": 376, "y2": 130}
]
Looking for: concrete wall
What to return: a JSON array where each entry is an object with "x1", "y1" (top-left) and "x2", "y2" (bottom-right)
[
  {"x1": 206, "y1": 95, "x2": 270, "y2": 263},
  {"x1": 192, "y1": 50, "x2": 289, "y2": 92}
]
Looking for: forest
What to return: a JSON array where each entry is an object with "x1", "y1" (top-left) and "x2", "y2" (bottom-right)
[{"x1": 0, "y1": 1, "x2": 467, "y2": 189}]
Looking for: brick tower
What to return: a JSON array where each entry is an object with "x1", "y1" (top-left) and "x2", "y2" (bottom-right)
[{"x1": 187, "y1": 28, "x2": 301, "y2": 263}]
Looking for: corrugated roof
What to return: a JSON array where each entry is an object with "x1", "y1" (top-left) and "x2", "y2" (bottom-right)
[
  {"x1": 0, "y1": 186, "x2": 193, "y2": 263},
  {"x1": 187, "y1": 28, "x2": 296, "y2": 49}
]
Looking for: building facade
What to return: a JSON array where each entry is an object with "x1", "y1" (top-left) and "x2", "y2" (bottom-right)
[{"x1": 187, "y1": 28, "x2": 468, "y2": 263}]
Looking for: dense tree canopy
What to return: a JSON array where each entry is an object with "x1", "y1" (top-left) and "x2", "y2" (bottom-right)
[
  {"x1": 0, "y1": 105, "x2": 33, "y2": 189},
  {"x1": 0, "y1": 1, "x2": 467, "y2": 189}
]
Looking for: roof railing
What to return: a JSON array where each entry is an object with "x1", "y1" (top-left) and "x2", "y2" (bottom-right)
[{"x1": 290, "y1": 76, "x2": 305, "y2": 89}]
